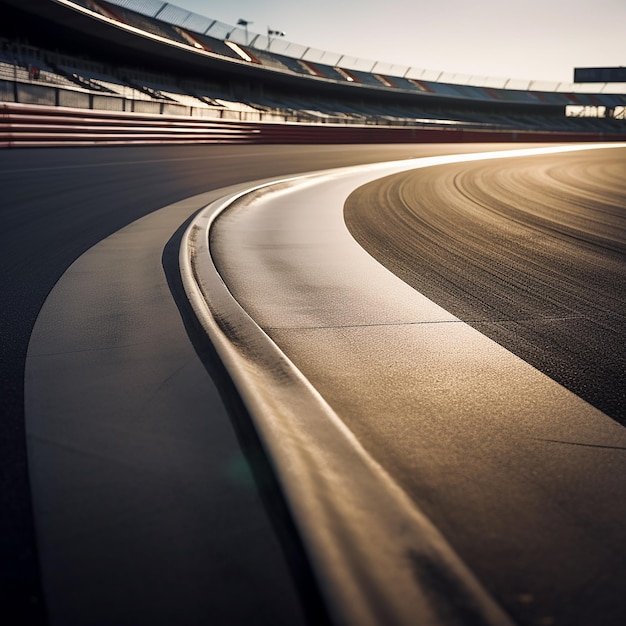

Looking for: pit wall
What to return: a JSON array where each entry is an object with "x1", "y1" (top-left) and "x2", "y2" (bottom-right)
[{"x1": 2, "y1": 102, "x2": 625, "y2": 148}]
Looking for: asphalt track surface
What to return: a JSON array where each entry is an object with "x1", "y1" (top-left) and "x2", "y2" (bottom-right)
[
  {"x1": 345, "y1": 147, "x2": 626, "y2": 423},
  {"x1": 0, "y1": 143, "x2": 498, "y2": 625}
]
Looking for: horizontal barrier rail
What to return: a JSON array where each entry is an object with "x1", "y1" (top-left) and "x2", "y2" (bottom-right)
[{"x1": 1, "y1": 102, "x2": 625, "y2": 147}]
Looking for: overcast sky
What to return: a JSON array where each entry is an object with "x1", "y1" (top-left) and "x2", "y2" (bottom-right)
[{"x1": 165, "y1": 0, "x2": 624, "y2": 84}]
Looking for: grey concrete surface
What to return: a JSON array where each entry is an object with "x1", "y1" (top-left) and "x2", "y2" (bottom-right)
[
  {"x1": 183, "y1": 184, "x2": 515, "y2": 626},
  {"x1": 25, "y1": 190, "x2": 311, "y2": 625}
]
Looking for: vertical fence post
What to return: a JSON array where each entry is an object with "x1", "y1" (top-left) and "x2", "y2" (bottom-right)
[{"x1": 13, "y1": 60, "x2": 19, "y2": 103}]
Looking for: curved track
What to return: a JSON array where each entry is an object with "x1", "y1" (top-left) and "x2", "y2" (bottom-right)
[
  {"x1": 208, "y1": 145, "x2": 626, "y2": 626},
  {"x1": 0, "y1": 143, "x2": 495, "y2": 624},
  {"x1": 345, "y1": 147, "x2": 626, "y2": 421},
  {"x1": 3, "y1": 143, "x2": 625, "y2": 625}
]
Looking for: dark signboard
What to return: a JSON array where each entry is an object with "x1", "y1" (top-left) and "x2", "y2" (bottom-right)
[{"x1": 574, "y1": 67, "x2": 626, "y2": 83}]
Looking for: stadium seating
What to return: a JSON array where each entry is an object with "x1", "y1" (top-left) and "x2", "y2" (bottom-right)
[
  {"x1": 0, "y1": 0, "x2": 624, "y2": 136},
  {"x1": 54, "y1": 0, "x2": 625, "y2": 117}
]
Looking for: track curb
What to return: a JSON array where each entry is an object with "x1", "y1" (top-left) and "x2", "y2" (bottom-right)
[{"x1": 179, "y1": 174, "x2": 515, "y2": 626}]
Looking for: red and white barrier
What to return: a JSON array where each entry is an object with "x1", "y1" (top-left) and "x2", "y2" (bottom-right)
[{"x1": 1, "y1": 102, "x2": 624, "y2": 147}]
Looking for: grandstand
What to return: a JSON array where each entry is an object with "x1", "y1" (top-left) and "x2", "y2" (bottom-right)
[{"x1": 0, "y1": 0, "x2": 624, "y2": 142}]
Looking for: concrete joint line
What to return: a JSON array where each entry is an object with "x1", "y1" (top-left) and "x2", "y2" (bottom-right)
[{"x1": 264, "y1": 319, "x2": 467, "y2": 331}]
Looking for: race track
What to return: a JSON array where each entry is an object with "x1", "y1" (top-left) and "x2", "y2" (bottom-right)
[
  {"x1": 208, "y1": 144, "x2": 626, "y2": 626},
  {"x1": 0, "y1": 143, "x2": 493, "y2": 625},
  {"x1": 2, "y1": 143, "x2": 625, "y2": 625},
  {"x1": 346, "y1": 147, "x2": 626, "y2": 421}
]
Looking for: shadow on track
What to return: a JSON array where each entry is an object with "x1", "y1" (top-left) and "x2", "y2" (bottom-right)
[{"x1": 162, "y1": 216, "x2": 333, "y2": 626}]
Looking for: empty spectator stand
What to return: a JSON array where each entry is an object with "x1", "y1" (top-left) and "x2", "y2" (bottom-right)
[{"x1": 1, "y1": 0, "x2": 624, "y2": 135}]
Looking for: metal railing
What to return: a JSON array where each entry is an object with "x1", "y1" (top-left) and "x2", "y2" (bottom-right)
[{"x1": 4, "y1": 100, "x2": 624, "y2": 149}]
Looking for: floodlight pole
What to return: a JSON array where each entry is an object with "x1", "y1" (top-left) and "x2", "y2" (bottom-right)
[
  {"x1": 267, "y1": 27, "x2": 285, "y2": 51},
  {"x1": 237, "y1": 19, "x2": 252, "y2": 45}
]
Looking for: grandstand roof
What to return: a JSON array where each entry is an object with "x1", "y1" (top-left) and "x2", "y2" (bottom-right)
[{"x1": 2, "y1": 0, "x2": 624, "y2": 114}]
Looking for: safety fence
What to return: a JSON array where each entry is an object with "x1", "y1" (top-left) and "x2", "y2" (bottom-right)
[{"x1": 2, "y1": 102, "x2": 625, "y2": 148}]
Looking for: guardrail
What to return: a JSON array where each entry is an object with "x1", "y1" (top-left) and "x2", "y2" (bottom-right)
[{"x1": 2, "y1": 102, "x2": 625, "y2": 148}]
